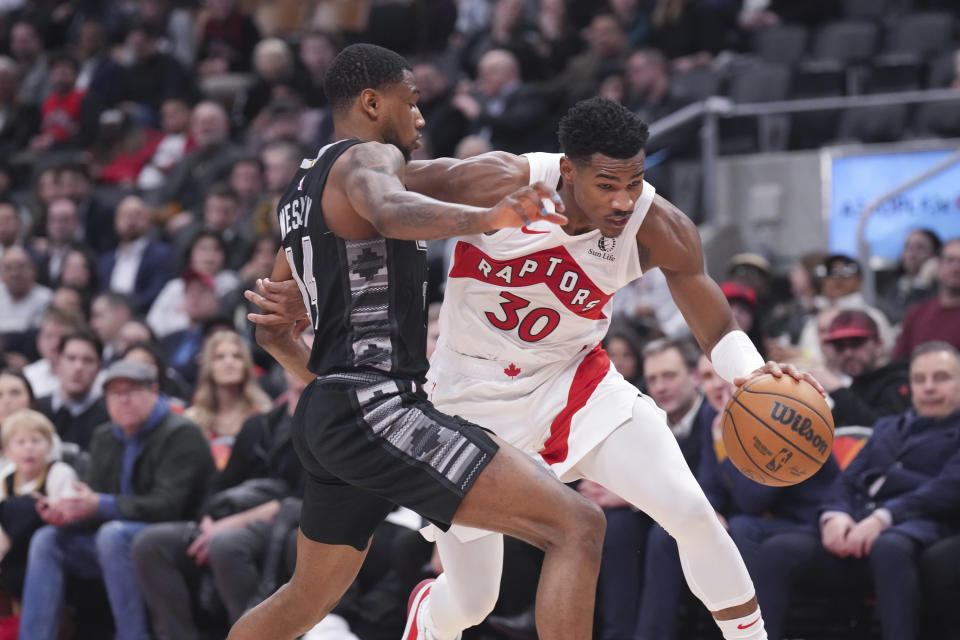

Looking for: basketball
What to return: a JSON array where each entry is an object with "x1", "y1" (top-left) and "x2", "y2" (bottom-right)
[{"x1": 722, "y1": 374, "x2": 834, "y2": 487}]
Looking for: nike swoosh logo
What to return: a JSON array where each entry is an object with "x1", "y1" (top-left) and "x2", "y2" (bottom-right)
[
  {"x1": 520, "y1": 227, "x2": 550, "y2": 234},
  {"x1": 737, "y1": 616, "x2": 761, "y2": 630}
]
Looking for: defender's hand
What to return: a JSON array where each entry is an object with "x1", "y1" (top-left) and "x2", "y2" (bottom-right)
[
  {"x1": 487, "y1": 181, "x2": 567, "y2": 230},
  {"x1": 733, "y1": 361, "x2": 826, "y2": 397},
  {"x1": 245, "y1": 278, "x2": 308, "y2": 326}
]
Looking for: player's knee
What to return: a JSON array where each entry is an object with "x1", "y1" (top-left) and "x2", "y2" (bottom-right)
[
  {"x1": 558, "y1": 494, "x2": 606, "y2": 555},
  {"x1": 661, "y1": 493, "x2": 718, "y2": 543}
]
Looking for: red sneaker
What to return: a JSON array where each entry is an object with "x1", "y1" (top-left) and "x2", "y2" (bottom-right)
[{"x1": 401, "y1": 579, "x2": 435, "y2": 640}]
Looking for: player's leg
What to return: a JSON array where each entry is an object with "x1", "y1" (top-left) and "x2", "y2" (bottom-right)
[
  {"x1": 574, "y1": 397, "x2": 764, "y2": 639},
  {"x1": 227, "y1": 530, "x2": 368, "y2": 640},
  {"x1": 447, "y1": 436, "x2": 606, "y2": 640}
]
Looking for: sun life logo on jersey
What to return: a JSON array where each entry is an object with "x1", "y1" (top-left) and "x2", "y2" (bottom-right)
[{"x1": 588, "y1": 235, "x2": 617, "y2": 262}]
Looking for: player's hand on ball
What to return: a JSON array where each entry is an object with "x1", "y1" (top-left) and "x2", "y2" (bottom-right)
[
  {"x1": 488, "y1": 181, "x2": 567, "y2": 230},
  {"x1": 734, "y1": 361, "x2": 826, "y2": 397}
]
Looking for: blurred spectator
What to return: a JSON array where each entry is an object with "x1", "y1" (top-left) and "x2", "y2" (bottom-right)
[
  {"x1": 49, "y1": 286, "x2": 86, "y2": 320},
  {"x1": 136, "y1": 97, "x2": 195, "y2": 193},
  {"x1": 894, "y1": 239, "x2": 960, "y2": 360},
  {"x1": 452, "y1": 49, "x2": 552, "y2": 154},
  {"x1": 727, "y1": 253, "x2": 773, "y2": 310},
  {"x1": 531, "y1": 0, "x2": 583, "y2": 76},
  {"x1": 34, "y1": 198, "x2": 84, "y2": 286},
  {"x1": 88, "y1": 109, "x2": 157, "y2": 187},
  {"x1": 767, "y1": 252, "x2": 826, "y2": 350},
  {"x1": 35, "y1": 331, "x2": 107, "y2": 450},
  {"x1": 149, "y1": 231, "x2": 240, "y2": 338},
  {"x1": 185, "y1": 330, "x2": 270, "y2": 470},
  {"x1": 0, "y1": 202, "x2": 22, "y2": 260},
  {"x1": 721, "y1": 280, "x2": 766, "y2": 357},
  {"x1": 28, "y1": 53, "x2": 100, "y2": 153},
  {"x1": 877, "y1": 229, "x2": 940, "y2": 325},
  {"x1": 157, "y1": 101, "x2": 239, "y2": 215},
  {"x1": 172, "y1": 184, "x2": 252, "y2": 273},
  {"x1": 412, "y1": 57, "x2": 468, "y2": 158},
  {"x1": 814, "y1": 310, "x2": 911, "y2": 428},
  {"x1": 58, "y1": 247, "x2": 98, "y2": 295},
  {"x1": 552, "y1": 13, "x2": 627, "y2": 105},
  {"x1": 0, "y1": 371, "x2": 34, "y2": 424},
  {"x1": 251, "y1": 139, "x2": 301, "y2": 237},
  {"x1": 113, "y1": 321, "x2": 157, "y2": 362},
  {"x1": 10, "y1": 20, "x2": 48, "y2": 107},
  {"x1": 647, "y1": 0, "x2": 738, "y2": 62},
  {"x1": 0, "y1": 246, "x2": 51, "y2": 335},
  {"x1": 89, "y1": 292, "x2": 134, "y2": 363},
  {"x1": 797, "y1": 255, "x2": 895, "y2": 364},
  {"x1": 297, "y1": 30, "x2": 339, "y2": 108},
  {"x1": 624, "y1": 48, "x2": 683, "y2": 123},
  {"x1": 242, "y1": 38, "x2": 296, "y2": 124},
  {"x1": 753, "y1": 341, "x2": 960, "y2": 640},
  {"x1": 54, "y1": 162, "x2": 117, "y2": 253},
  {"x1": 114, "y1": 21, "x2": 195, "y2": 117},
  {"x1": 73, "y1": 20, "x2": 121, "y2": 102},
  {"x1": 603, "y1": 323, "x2": 647, "y2": 390},
  {"x1": 22, "y1": 308, "x2": 81, "y2": 399},
  {"x1": 137, "y1": 0, "x2": 196, "y2": 69},
  {"x1": 228, "y1": 155, "x2": 264, "y2": 234},
  {"x1": 134, "y1": 365, "x2": 305, "y2": 637},
  {"x1": 160, "y1": 269, "x2": 221, "y2": 387},
  {"x1": 739, "y1": 0, "x2": 839, "y2": 30},
  {"x1": 460, "y1": 0, "x2": 543, "y2": 81},
  {"x1": 196, "y1": 0, "x2": 261, "y2": 76},
  {"x1": 97, "y1": 195, "x2": 173, "y2": 314},
  {"x1": 642, "y1": 338, "x2": 707, "y2": 471},
  {"x1": 610, "y1": 0, "x2": 651, "y2": 47},
  {"x1": 0, "y1": 409, "x2": 78, "y2": 602},
  {"x1": 453, "y1": 134, "x2": 493, "y2": 158},
  {"x1": 121, "y1": 340, "x2": 189, "y2": 406},
  {"x1": 19, "y1": 359, "x2": 215, "y2": 640},
  {"x1": 612, "y1": 266, "x2": 688, "y2": 338},
  {"x1": 0, "y1": 56, "x2": 40, "y2": 158},
  {"x1": 636, "y1": 355, "x2": 839, "y2": 640}
]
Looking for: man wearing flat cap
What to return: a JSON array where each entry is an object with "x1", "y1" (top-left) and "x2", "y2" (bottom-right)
[{"x1": 19, "y1": 359, "x2": 216, "y2": 640}]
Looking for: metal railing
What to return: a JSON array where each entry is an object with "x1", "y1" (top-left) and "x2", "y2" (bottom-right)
[{"x1": 646, "y1": 87, "x2": 960, "y2": 224}]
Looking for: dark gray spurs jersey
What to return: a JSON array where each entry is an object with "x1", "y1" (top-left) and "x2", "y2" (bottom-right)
[{"x1": 278, "y1": 139, "x2": 429, "y2": 381}]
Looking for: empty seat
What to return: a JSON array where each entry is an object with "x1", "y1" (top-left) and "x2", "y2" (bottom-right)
[
  {"x1": 884, "y1": 12, "x2": 956, "y2": 56},
  {"x1": 669, "y1": 66, "x2": 722, "y2": 101},
  {"x1": 837, "y1": 104, "x2": 910, "y2": 142},
  {"x1": 812, "y1": 20, "x2": 879, "y2": 63},
  {"x1": 793, "y1": 59, "x2": 846, "y2": 97},
  {"x1": 752, "y1": 24, "x2": 809, "y2": 64},
  {"x1": 843, "y1": 0, "x2": 890, "y2": 21},
  {"x1": 868, "y1": 53, "x2": 925, "y2": 92},
  {"x1": 927, "y1": 49, "x2": 959, "y2": 87},
  {"x1": 915, "y1": 99, "x2": 960, "y2": 137},
  {"x1": 728, "y1": 62, "x2": 792, "y2": 103}
]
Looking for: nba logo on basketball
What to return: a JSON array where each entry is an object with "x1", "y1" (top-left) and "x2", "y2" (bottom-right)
[{"x1": 766, "y1": 448, "x2": 793, "y2": 472}]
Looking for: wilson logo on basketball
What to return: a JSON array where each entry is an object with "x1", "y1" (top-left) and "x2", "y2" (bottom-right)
[{"x1": 770, "y1": 401, "x2": 829, "y2": 456}]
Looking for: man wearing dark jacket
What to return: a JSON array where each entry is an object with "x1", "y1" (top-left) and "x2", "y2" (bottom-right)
[
  {"x1": 19, "y1": 359, "x2": 215, "y2": 640},
  {"x1": 818, "y1": 310, "x2": 911, "y2": 428},
  {"x1": 133, "y1": 367, "x2": 306, "y2": 639},
  {"x1": 751, "y1": 341, "x2": 960, "y2": 640}
]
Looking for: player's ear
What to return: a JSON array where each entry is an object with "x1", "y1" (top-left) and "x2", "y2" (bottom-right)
[
  {"x1": 359, "y1": 88, "x2": 380, "y2": 118},
  {"x1": 559, "y1": 155, "x2": 578, "y2": 183}
]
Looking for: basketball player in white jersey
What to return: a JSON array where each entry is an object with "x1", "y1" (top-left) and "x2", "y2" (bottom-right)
[{"x1": 248, "y1": 97, "x2": 823, "y2": 640}]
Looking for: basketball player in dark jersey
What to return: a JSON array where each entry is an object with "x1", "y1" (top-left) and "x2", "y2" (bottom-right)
[{"x1": 227, "y1": 44, "x2": 607, "y2": 640}]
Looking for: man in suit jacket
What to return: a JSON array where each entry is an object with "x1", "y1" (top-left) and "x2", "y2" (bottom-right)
[
  {"x1": 451, "y1": 49, "x2": 553, "y2": 155},
  {"x1": 97, "y1": 195, "x2": 173, "y2": 314},
  {"x1": 752, "y1": 340, "x2": 960, "y2": 640}
]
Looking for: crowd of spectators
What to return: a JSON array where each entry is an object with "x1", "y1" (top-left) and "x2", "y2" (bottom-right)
[{"x1": 0, "y1": 0, "x2": 955, "y2": 639}]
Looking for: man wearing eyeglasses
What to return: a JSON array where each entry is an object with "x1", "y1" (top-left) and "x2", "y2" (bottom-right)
[{"x1": 813, "y1": 310, "x2": 911, "y2": 428}]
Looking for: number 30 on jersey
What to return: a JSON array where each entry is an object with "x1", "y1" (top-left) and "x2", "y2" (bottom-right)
[{"x1": 485, "y1": 291, "x2": 560, "y2": 342}]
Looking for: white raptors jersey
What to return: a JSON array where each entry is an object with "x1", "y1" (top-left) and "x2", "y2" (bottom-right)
[{"x1": 435, "y1": 152, "x2": 656, "y2": 372}]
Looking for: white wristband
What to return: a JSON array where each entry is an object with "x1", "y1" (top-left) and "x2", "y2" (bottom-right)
[{"x1": 710, "y1": 330, "x2": 765, "y2": 384}]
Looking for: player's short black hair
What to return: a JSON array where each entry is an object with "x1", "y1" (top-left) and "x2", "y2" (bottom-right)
[
  {"x1": 324, "y1": 43, "x2": 412, "y2": 113},
  {"x1": 558, "y1": 97, "x2": 650, "y2": 164}
]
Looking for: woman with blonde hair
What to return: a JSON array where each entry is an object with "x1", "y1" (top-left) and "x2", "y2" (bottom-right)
[{"x1": 186, "y1": 331, "x2": 272, "y2": 469}]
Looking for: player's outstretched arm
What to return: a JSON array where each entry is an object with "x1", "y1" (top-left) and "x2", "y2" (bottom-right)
[
  {"x1": 340, "y1": 143, "x2": 565, "y2": 240},
  {"x1": 251, "y1": 249, "x2": 315, "y2": 385},
  {"x1": 405, "y1": 151, "x2": 528, "y2": 207}
]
